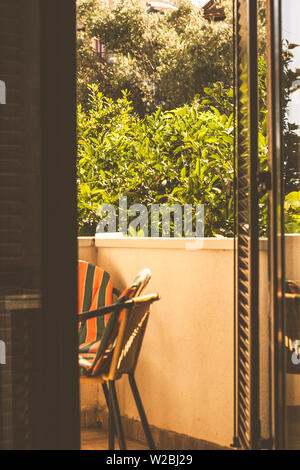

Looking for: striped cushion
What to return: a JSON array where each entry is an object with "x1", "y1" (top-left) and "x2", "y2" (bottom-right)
[
  {"x1": 78, "y1": 261, "x2": 113, "y2": 356},
  {"x1": 79, "y1": 268, "x2": 151, "y2": 377}
]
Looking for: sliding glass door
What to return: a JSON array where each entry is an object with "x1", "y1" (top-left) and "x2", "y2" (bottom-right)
[
  {"x1": 277, "y1": 0, "x2": 300, "y2": 450},
  {"x1": 267, "y1": 0, "x2": 300, "y2": 450},
  {"x1": 235, "y1": 0, "x2": 300, "y2": 449}
]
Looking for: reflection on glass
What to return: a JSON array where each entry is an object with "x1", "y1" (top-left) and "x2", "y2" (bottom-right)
[{"x1": 282, "y1": 0, "x2": 300, "y2": 450}]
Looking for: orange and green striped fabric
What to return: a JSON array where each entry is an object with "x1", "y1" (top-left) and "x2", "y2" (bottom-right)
[
  {"x1": 78, "y1": 260, "x2": 113, "y2": 356},
  {"x1": 78, "y1": 266, "x2": 151, "y2": 377}
]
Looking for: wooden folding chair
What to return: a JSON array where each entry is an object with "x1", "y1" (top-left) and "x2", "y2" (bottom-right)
[
  {"x1": 78, "y1": 262, "x2": 159, "y2": 449},
  {"x1": 285, "y1": 280, "x2": 300, "y2": 374}
]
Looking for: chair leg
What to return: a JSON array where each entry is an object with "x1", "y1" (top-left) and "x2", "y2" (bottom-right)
[
  {"x1": 108, "y1": 392, "x2": 115, "y2": 450},
  {"x1": 109, "y1": 380, "x2": 127, "y2": 450},
  {"x1": 102, "y1": 382, "x2": 109, "y2": 406},
  {"x1": 103, "y1": 383, "x2": 115, "y2": 450},
  {"x1": 128, "y1": 373, "x2": 156, "y2": 450}
]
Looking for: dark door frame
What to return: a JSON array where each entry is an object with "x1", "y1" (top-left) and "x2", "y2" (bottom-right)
[
  {"x1": 266, "y1": 0, "x2": 286, "y2": 450},
  {"x1": 0, "y1": 0, "x2": 80, "y2": 450},
  {"x1": 39, "y1": 0, "x2": 80, "y2": 450}
]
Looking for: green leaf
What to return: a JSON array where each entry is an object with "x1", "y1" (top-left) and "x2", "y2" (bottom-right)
[{"x1": 195, "y1": 159, "x2": 201, "y2": 177}]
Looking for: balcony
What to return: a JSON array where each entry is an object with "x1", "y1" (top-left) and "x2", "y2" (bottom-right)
[
  {"x1": 78, "y1": 234, "x2": 300, "y2": 449},
  {"x1": 77, "y1": 237, "x2": 245, "y2": 447}
]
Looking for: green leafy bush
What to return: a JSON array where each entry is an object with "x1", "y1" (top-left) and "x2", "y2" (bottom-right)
[
  {"x1": 285, "y1": 192, "x2": 300, "y2": 234},
  {"x1": 77, "y1": 85, "x2": 235, "y2": 236}
]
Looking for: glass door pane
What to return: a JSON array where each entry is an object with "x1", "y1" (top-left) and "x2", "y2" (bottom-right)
[{"x1": 281, "y1": 0, "x2": 300, "y2": 450}]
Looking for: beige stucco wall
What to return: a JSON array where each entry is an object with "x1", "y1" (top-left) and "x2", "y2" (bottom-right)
[
  {"x1": 285, "y1": 234, "x2": 300, "y2": 281},
  {"x1": 99, "y1": 238, "x2": 234, "y2": 447}
]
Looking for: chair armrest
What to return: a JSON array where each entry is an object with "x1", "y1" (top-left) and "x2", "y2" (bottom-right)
[
  {"x1": 78, "y1": 293, "x2": 160, "y2": 322},
  {"x1": 78, "y1": 299, "x2": 135, "y2": 323}
]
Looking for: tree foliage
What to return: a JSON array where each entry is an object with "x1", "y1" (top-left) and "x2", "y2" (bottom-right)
[{"x1": 77, "y1": 0, "x2": 233, "y2": 115}]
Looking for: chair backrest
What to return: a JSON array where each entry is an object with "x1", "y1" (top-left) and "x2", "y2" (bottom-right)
[
  {"x1": 78, "y1": 260, "x2": 113, "y2": 349},
  {"x1": 285, "y1": 279, "x2": 300, "y2": 373},
  {"x1": 107, "y1": 294, "x2": 160, "y2": 381},
  {"x1": 286, "y1": 280, "x2": 300, "y2": 294},
  {"x1": 87, "y1": 268, "x2": 152, "y2": 376}
]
